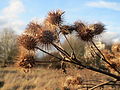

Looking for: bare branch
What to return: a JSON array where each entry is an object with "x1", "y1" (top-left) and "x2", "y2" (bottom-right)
[{"x1": 89, "y1": 80, "x2": 117, "y2": 90}]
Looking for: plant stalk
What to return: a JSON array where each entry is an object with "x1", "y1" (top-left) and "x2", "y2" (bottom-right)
[{"x1": 91, "y1": 40, "x2": 120, "y2": 74}]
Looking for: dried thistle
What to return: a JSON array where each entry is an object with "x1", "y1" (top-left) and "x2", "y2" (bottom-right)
[
  {"x1": 60, "y1": 25, "x2": 75, "y2": 35},
  {"x1": 74, "y1": 21, "x2": 86, "y2": 32},
  {"x1": 74, "y1": 21, "x2": 94, "y2": 41},
  {"x1": 37, "y1": 28, "x2": 57, "y2": 48},
  {"x1": 17, "y1": 53, "x2": 35, "y2": 69},
  {"x1": 18, "y1": 34, "x2": 38, "y2": 50},
  {"x1": 24, "y1": 22, "x2": 42, "y2": 37},
  {"x1": 45, "y1": 9, "x2": 64, "y2": 26},
  {"x1": 17, "y1": 46, "x2": 35, "y2": 56},
  {"x1": 89, "y1": 23, "x2": 105, "y2": 35},
  {"x1": 74, "y1": 21, "x2": 105, "y2": 41}
]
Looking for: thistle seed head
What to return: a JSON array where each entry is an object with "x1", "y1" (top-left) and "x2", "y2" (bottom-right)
[
  {"x1": 74, "y1": 21, "x2": 105, "y2": 41},
  {"x1": 89, "y1": 23, "x2": 105, "y2": 35},
  {"x1": 37, "y1": 29, "x2": 57, "y2": 47},
  {"x1": 24, "y1": 22, "x2": 42, "y2": 37},
  {"x1": 74, "y1": 21, "x2": 86, "y2": 32},
  {"x1": 18, "y1": 34, "x2": 38, "y2": 50},
  {"x1": 17, "y1": 53, "x2": 35, "y2": 69},
  {"x1": 74, "y1": 21, "x2": 94, "y2": 41},
  {"x1": 45, "y1": 10, "x2": 64, "y2": 26}
]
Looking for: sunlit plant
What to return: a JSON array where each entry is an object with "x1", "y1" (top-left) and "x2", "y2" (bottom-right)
[{"x1": 16, "y1": 10, "x2": 120, "y2": 89}]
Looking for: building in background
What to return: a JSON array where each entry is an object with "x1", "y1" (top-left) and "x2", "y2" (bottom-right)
[{"x1": 84, "y1": 41, "x2": 105, "y2": 59}]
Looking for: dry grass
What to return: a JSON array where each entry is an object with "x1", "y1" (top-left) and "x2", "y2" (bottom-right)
[
  {"x1": 0, "y1": 67, "x2": 65, "y2": 90},
  {"x1": 0, "y1": 67, "x2": 120, "y2": 90}
]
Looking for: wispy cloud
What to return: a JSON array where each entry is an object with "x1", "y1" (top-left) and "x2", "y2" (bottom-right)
[
  {"x1": 86, "y1": 1, "x2": 120, "y2": 11},
  {"x1": 0, "y1": 0, "x2": 25, "y2": 34}
]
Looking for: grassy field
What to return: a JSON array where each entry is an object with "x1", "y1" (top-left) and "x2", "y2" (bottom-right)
[{"x1": 0, "y1": 67, "x2": 120, "y2": 90}]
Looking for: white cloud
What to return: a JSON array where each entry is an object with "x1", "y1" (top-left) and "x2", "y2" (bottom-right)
[
  {"x1": 2, "y1": 0, "x2": 24, "y2": 18},
  {"x1": 0, "y1": 0, "x2": 25, "y2": 34},
  {"x1": 100, "y1": 31, "x2": 120, "y2": 44},
  {"x1": 86, "y1": 1, "x2": 120, "y2": 11},
  {"x1": 113, "y1": 38, "x2": 120, "y2": 43}
]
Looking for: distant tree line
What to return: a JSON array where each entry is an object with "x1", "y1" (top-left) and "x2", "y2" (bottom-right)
[{"x1": 0, "y1": 28, "x2": 18, "y2": 67}]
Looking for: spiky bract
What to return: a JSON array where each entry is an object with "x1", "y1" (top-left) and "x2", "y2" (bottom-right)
[
  {"x1": 18, "y1": 35, "x2": 38, "y2": 50},
  {"x1": 89, "y1": 23, "x2": 105, "y2": 35},
  {"x1": 45, "y1": 10, "x2": 64, "y2": 26},
  {"x1": 74, "y1": 21, "x2": 105, "y2": 41},
  {"x1": 37, "y1": 29, "x2": 57, "y2": 47},
  {"x1": 74, "y1": 21, "x2": 94, "y2": 41},
  {"x1": 24, "y1": 22, "x2": 42, "y2": 37}
]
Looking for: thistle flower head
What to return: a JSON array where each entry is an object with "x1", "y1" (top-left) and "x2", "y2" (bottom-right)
[
  {"x1": 74, "y1": 21, "x2": 86, "y2": 32},
  {"x1": 45, "y1": 9, "x2": 64, "y2": 26},
  {"x1": 24, "y1": 22, "x2": 42, "y2": 37},
  {"x1": 89, "y1": 23, "x2": 105, "y2": 35},
  {"x1": 17, "y1": 53, "x2": 35, "y2": 69},
  {"x1": 18, "y1": 35, "x2": 38, "y2": 50},
  {"x1": 74, "y1": 21, "x2": 105, "y2": 41},
  {"x1": 60, "y1": 25, "x2": 75, "y2": 35},
  {"x1": 37, "y1": 27, "x2": 57, "y2": 48},
  {"x1": 74, "y1": 21, "x2": 94, "y2": 41}
]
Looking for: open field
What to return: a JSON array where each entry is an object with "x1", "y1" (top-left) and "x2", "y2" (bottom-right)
[{"x1": 0, "y1": 67, "x2": 120, "y2": 90}]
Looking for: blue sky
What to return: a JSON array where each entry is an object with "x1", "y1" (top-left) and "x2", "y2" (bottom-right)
[{"x1": 0, "y1": 0, "x2": 120, "y2": 43}]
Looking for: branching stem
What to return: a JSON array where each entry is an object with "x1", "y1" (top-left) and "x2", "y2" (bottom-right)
[
  {"x1": 36, "y1": 46, "x2": 120, "y2": 81},
  {"x1": 91, "y1": 40, "x2": 120, "y2": 74}
]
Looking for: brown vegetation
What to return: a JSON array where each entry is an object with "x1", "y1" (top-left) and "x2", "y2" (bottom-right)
[
  {"x1": 0, "y1": 67, "x2": 120, "y2": 90},
  {"x1": 0, "y1": 9, "x2": 120, "y2": 89},
  {"x1": 102, "y1": 43, "x2": 120, "y2": 75}
]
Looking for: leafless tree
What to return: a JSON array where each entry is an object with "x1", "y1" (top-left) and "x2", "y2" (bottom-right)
[{"x1": 0, "y1": 28, "x2": 18, "y2": 66}]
